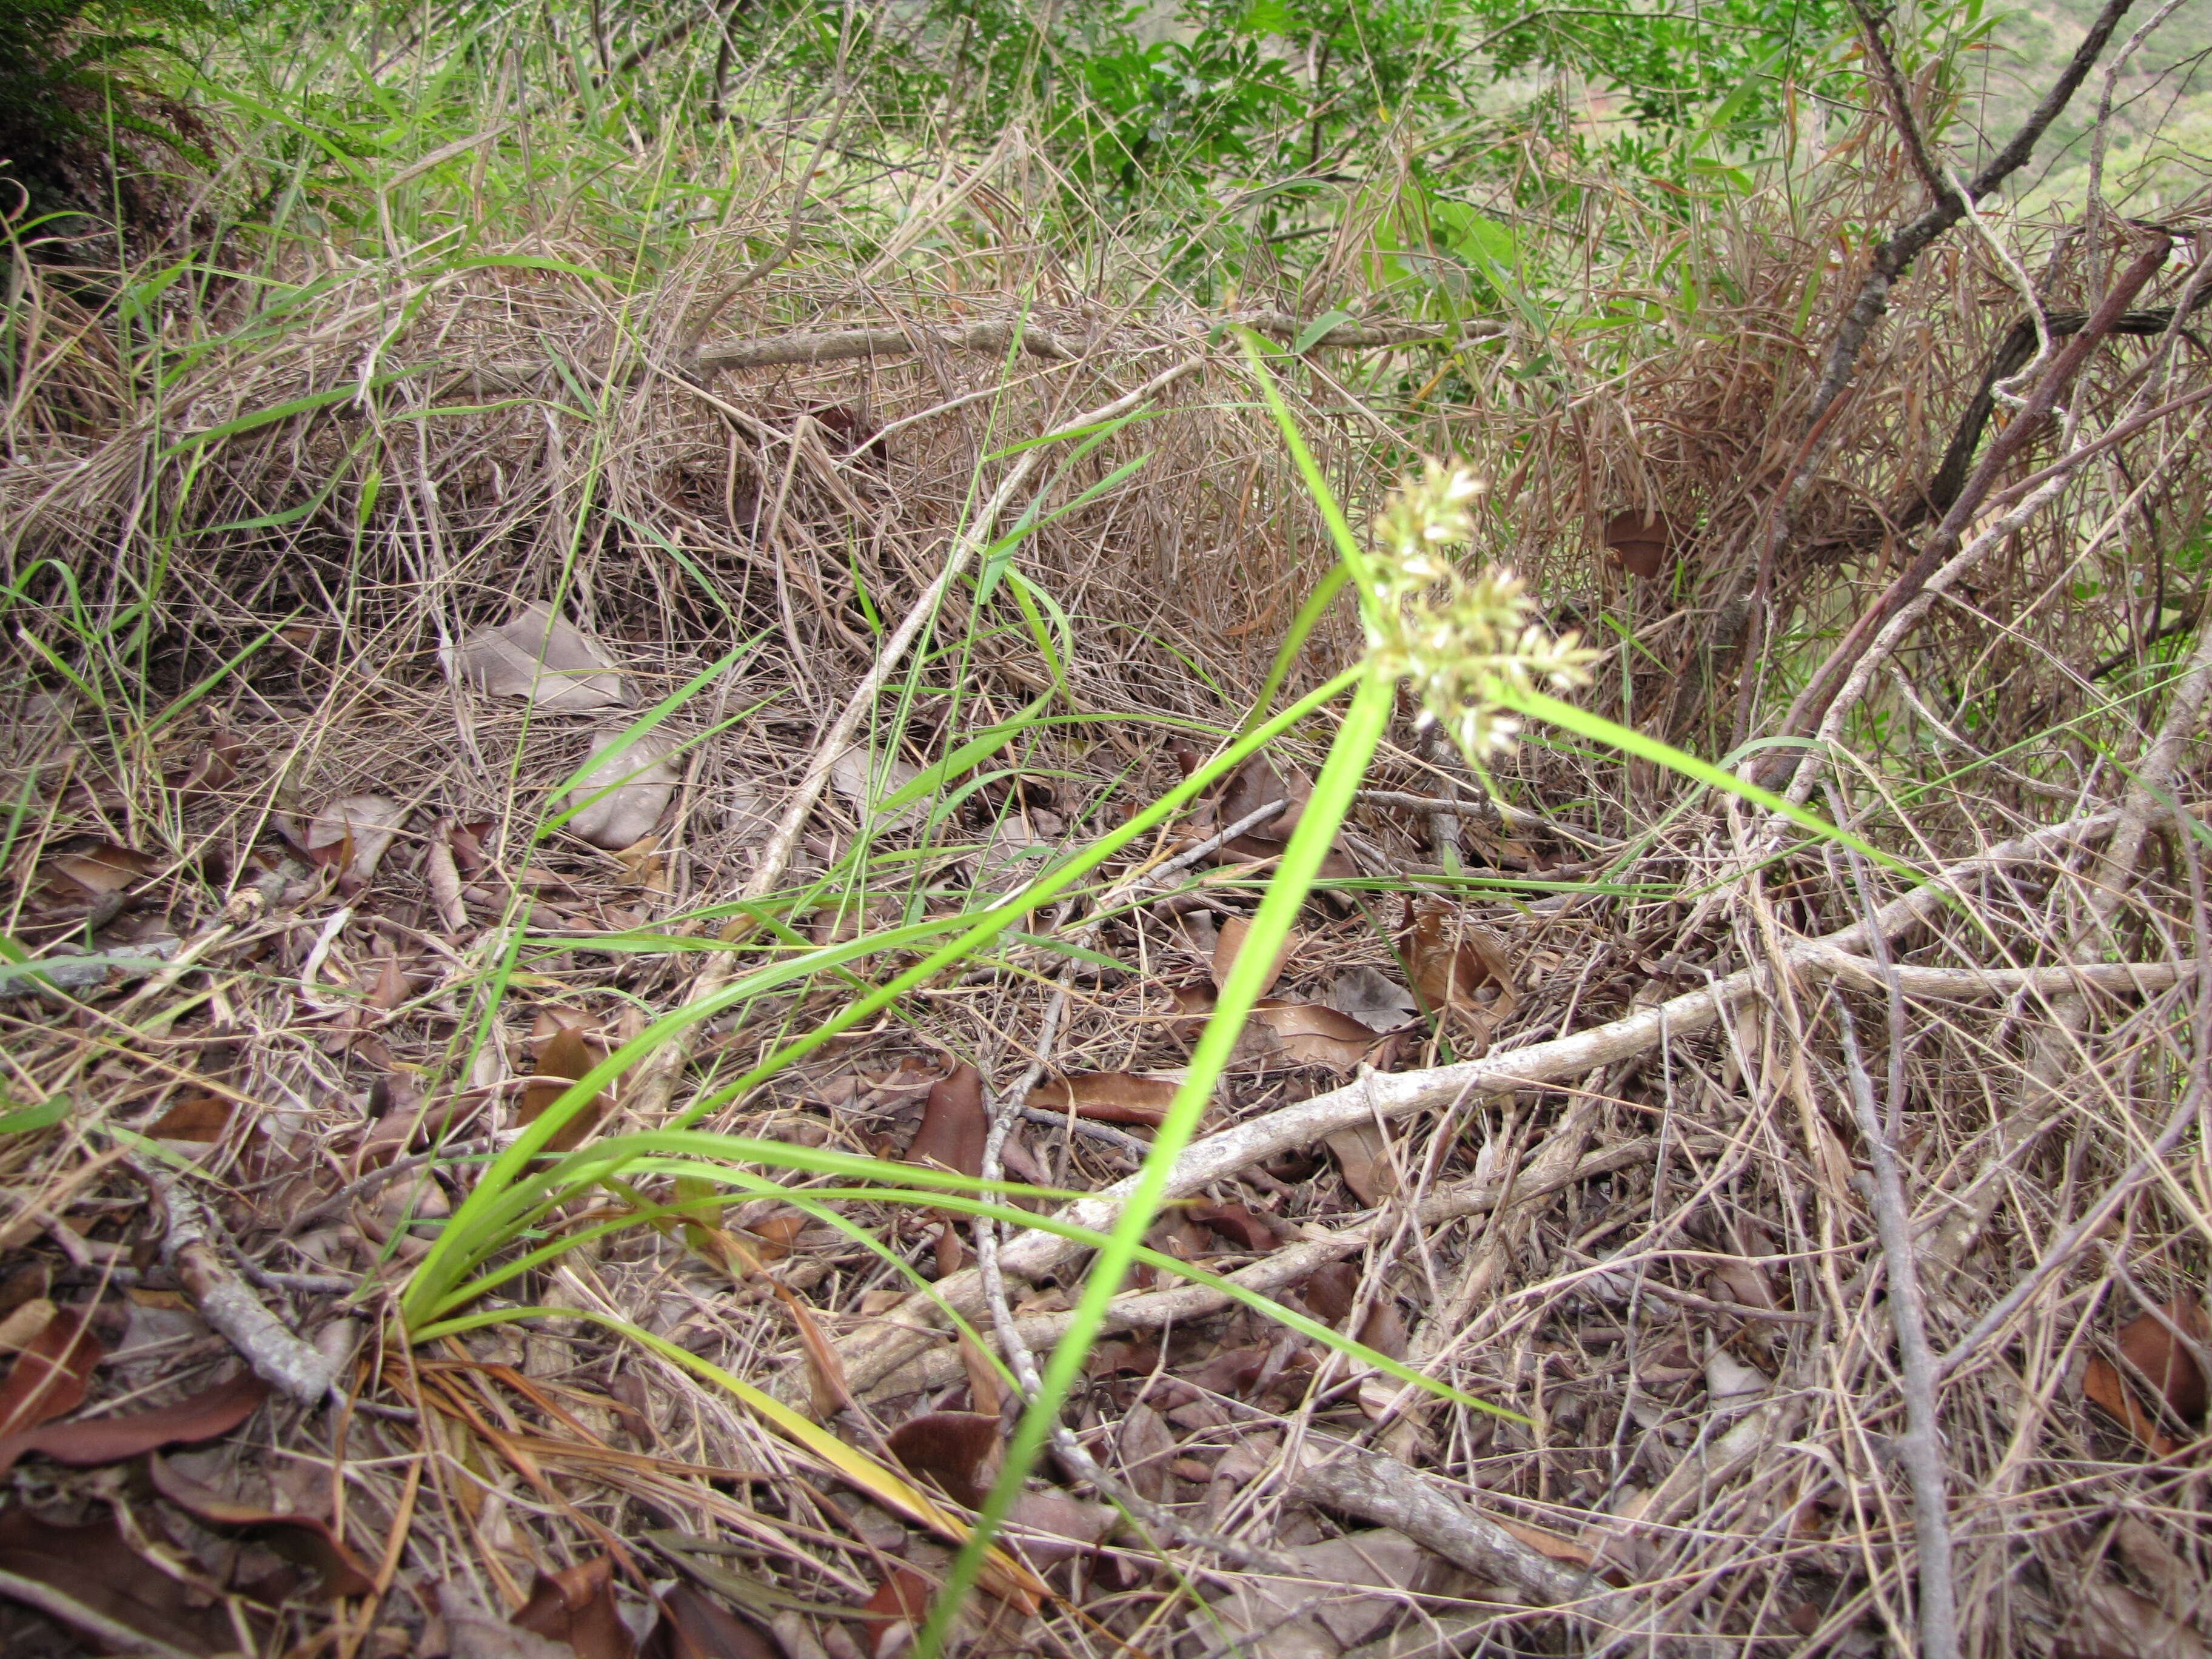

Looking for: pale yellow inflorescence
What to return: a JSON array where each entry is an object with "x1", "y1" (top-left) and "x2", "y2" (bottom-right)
[{"x1": 1363, "y1": 461, "x2": 1596, "y2": 765}]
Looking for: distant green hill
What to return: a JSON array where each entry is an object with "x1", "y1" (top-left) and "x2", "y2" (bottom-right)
[{"x1": 1969, "y1": 0, "x2": 2211, "y2": 213}]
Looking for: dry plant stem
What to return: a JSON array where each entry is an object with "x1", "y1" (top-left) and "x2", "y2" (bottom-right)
[
  {"x1": 1354, "y1": 791, "x2": 1621, "y2": 852},
  {"x1": 1927, "y1": 619, "x2": 2212, "y2": 1273},
  {"x1": 0, "y1": 1567, "x2": 203, "y2": 1659},
  {"x1": 1787, "y1": 392, "x2": 2212, "y2": 810},
  {"x1": 874, "y1": 1138, "x2": 1673, "y2": 1400},
  {"x1": 1779, "y1": 234, "x2": 2171, "y2": 751},
  {"x1": 1726, "y1": 0, "x2": 2142, "y2": 702},
  {"x1": 136, "y1": 1161, "x2": 338, "y2": 1405},
  {"x1": 283, "y1": 1134, "x2": 513, "y2": 1238},
  {"x1": 1846, "y1": 0, "x2": 1951, "y2": 206},
  {"x1": 1937, "y1": 1081, "x2": 2203, "y2": 1375},
  {"x1": 679, "y1": 75, "x2": 862, "y2": 364},
  {"x1": 622, "y1": 358, "x2": 1202, "y2": 1124},
  {"x1": 1837, "y1": 1008, "x2": 1958, "y2": 1659},
  {"x1": 458, "y1": 310, "x2": 1501, "y2": 393},
  {"x1": 1291, "y1": 1447, "x2": 1657, "y2": 1647},
  {"x1": 828, "y1": 807, "x2": 2162, "y2": 1394},
  {"x1": 1785, "y1": 466, "x2": 2082, "y2": 809}
]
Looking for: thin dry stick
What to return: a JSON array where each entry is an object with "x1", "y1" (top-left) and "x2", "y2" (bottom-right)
[
  {"x1": 1778, "y1": 233, "x2": 2174, "y2": 752},
  {"x1": 1837, "y1": 1004, "x2": 1958, "y2": 1659},
  {"x1": 1926, "y1": 615, "x2": 2212, "y2": 1273},
  {"x1": 0, "y1": 1567, "x2": 203, "y2": 1659},
  {"x1": 870, "y1": 1136, "x2": 1676, "y2": 1399},
  {"x1": 622, "y1": 355, "x2": 1204, "y2": 1128},
  {"x1": 135, "y1": 1161, "x2": 338, "y2": 1405},
  {"x1": 1291, "y1": 1446, "x2": 1661, "y2": 1647}
]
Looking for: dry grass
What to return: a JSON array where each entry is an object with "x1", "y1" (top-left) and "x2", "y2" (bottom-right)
[{"x1": 3, "y1": 78, "x2": 2212, "y2": 1659}]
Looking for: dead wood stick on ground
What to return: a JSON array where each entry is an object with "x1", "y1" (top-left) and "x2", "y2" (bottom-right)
[
  {"x1": 1838, "y1": 1007, "x2": 1959, "y2": 1659},
  {"x1": 1355, "y1": 790, "x2": 1623, "y2": 853},
  {"x1": 621, "y1": 357, "x2": 1203, "y2": 1127},
  {"x1": 870, "y1": 1136, "x2": 1675, "y2": 1399},
  {"x1": 1292, "y1": 1446, "x2": 1659, "y2": 1647},
  {"x1": 452, "y1": 310, "x2": 1504, "y2": 394},
  {"x1": 823, "y1": 806, "x2": 2157, "y2": 1396},
  {"x1": 136, "y1": 1161, "x2": 338, "y2": 1406}
]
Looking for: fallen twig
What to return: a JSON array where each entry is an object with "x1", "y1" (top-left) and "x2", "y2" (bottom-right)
[
  {"x1": 871, "y1": 1136, "x2": 1675, "y2": 1399},
  {"x1": 1291, "y1": 1446, "x2": 1659, "y2": 1647},
  {"x1": 1838, "y1": 1005, "x2": 1959, "y2": 1659},
  {"x1": 135, "y1": 1161, "x2": 338, "y2": 1406}
]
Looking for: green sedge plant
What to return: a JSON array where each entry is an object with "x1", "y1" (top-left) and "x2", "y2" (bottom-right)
[{"x1": 902, "y1": 333, "x2": 1916, "y2": 1657}]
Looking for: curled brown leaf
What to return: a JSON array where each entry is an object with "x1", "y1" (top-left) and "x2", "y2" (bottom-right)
[
  {"x1": 512, "y1": 1555, "x2": 638, "y2": 1659},
  {"x1": 0, "y1": 1302, "x2": 100, "y2": 1436},
  {"x1": 0, "y1": 1367, "x2": 267, "y2": 1478},
  {"x1": 147, "y1": 1454, "x2": 376, "y2": 1599}
]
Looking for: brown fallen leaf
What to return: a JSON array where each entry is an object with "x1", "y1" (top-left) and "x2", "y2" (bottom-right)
[
  {"x1": 512, "y1": 1555, "x2": 638, "y2": 1659},
  {"x1": 441, "y1": 1580, "x2": 577, "y2": 1659},
  {"x1": 1216, "y1": 752, "x2": 1310, "y2": 843},
  {"x1": 0, "y1": 1366, "x2": 267, "y2": 1477},
  {"x1": 1603, "y1": 508, "x2": 1680, "y2": 579},
  {"x1": 364, "y1": 953, "x2": 411, "y2": 1012},
  {"x1": 307, "y1": 793, "x2": 406, "y2": 888},
  {"x1": 886, "y1": 1411, "x2": 1001, "y2": 1508},
  {"x1": 1326, "y1": 1120, "x2": 1397, "y2": 1204},
  {"x1": 906, "y1": 1064, "x2": 987, "y2": 1178},
  {"x1": 518, "y1": 1022, "x2": 609, "y2": 1153},
  {"x1": 2086, "y1": 1296, "x2": 2210, "y2": 1455},
  {"x1": 1707, "y1": 1256, "x2": 1781, "y2": 1315},
  {"x1": 448, "y1": 817, "x2": 497, "y2": 877},
  {"x1": 1244, "y1": 999, "x2": 1375, "y2": 1071},
  {"x1": 451, "y1": 602, "x2": 634, "y2": 710},
  {"x1": 1088, "y1": 1338, "x2": 1161, "y2": 1378},
  {"x1": 643, "y1": 1582, "x2": 781, "y2": 1659},
  {"x1": 148, "y1": 1453, "x2": 376, "y2": 1598},
  {"x1": 2115, "y1": 1515, "x2": 2207, "y2": 1629},
  {"x1": 1408, "y1": 902, "x2": 1518, "y2": 1043},
  {"x1": 1211, "y1": 914, "x2": 1296, "y2": 996},
  {"x1": 1118, "y1": 1400, "x2": 1177, "y2": 1501},
  {"x1": 569, "y1": 731, "x2": 683, "y2": 850},
  {"x1": 45, "y1": 842, "x2": 157, "y2": 898},
  {"x1": 427, "y1": 829, "x2": 471, "y2": 933},
  {"x1": 1324, "y1": 965, "x2": 1419, "y2": 1033},
  {"x1": 2054, "y1": 1576, "x2": 2212, "y2": 1659},
  {"x1": 148, "y1": 1091, "x2": 234, "y2": 1142},
  {"x1": 0, "y1": 1301, "x2": 100, "y2": 1436},
  {"x1": 1300, "y1": 1262, "x2": 1361, "y2": 1325},
  {"x1": 1026, "y1": 1072, "x2": 1175, "y2": 1126},
  {"x1": 857, "y1": 1564, "x2": 939, "y2": 1658},
  {"x1": 0, "y1": 1504, "x2": 239, "y2": 1656},
  {"x1": 1190, "y1": 1201, "x2": 1279, "y2": 1252},
  {"x1": 1355, "y1": 1299, "x2": 1410, "y2": 1361},
  {"x1": 1193, "y1": 1528, "x2": 1476, "y2": 1656},
  {"x1": 1004, "y1": 1489, "x2": 1114, "y2": 1570},
  {"x1": 743, "y1": 1212, "x2": 808, "y2": 1259}
]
